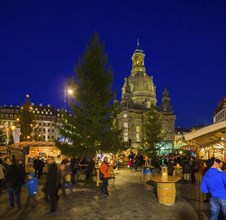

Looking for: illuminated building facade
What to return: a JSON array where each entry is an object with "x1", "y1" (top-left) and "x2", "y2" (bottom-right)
[{"x1": 115, "y1": 42, "x2": 176, "y2": 154}]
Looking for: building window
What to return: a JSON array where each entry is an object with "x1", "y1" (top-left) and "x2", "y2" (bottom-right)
[
  {"x1": 39, "y1": 129, "x2": 41, "y2": 132},
  {"x1": 14, "y1": 115, "x2": 17, "y2": 119},
  {"x1": 136, "y1": 133, "x2": 140, "y2": 141},
  {"x1": 7, "y1": 109, "x2": 10, "y2": 113},
  {"x1": 39, "y1": 123, "x2": 41, "y2": 126},
  {"x1": 47, "y1": 116, "x2": 50, "y2": 120},
  {"x1": 136, "y1": 126, "x2": 140, "y2": 141},
  {"x1": 10, "y1": 115, "x2": 13, "y2": 119},
  {"x1": 1, "y1": 114, "x2": 4, "y2": 118},
  {"x1": 48, "y1": 129, "x2": 50, "y2": 132},
  {"x1": 11, "y1": 109, "x2": 14, "y2": 113},
  {"x1": 52, "y1": 129, "x2": 54, "y2": 132},
  {"x1": 48, "y1": 123, "x2": 50, "y2": 126},
  {"x1": 43, "y1": 123, "x2": 45, "y2": 126},
  {"x1": 39, "y1": 116, "x2": 42, "y2": 120},
  {"x1": 43, "y1": 116, "x2": 46, "y2": 120},
  {"x1": 123, "y1": 122, "x2": 128, "y2": 128},
  {"x1": 43, "y1": 129, "x2": 46, "y2": 132},
  {"x1": 15, "y1": 110, "x2": 18, "y2": 113},
  {"x1": 52, "y1": 136, "x2": 54, "y2": 140},
  {"x1": 5, "y1": 114, "x2": 8, "y2": 119},
  {"x1": 124, "y1": 137, "x2": 128, "y2": 142}
]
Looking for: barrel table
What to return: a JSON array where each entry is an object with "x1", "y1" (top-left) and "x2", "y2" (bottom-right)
[{"x1": 147, "y1": 175, "x2": 181, "y2": 206}]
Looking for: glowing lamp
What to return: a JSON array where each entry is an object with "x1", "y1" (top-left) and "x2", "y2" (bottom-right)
[{"x1": 161, "y1": 166, "x2": 168, "y2": 181}]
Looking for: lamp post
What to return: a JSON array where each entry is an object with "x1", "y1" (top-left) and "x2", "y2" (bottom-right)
[{"x1": 64, "y1": 84, "x2": 73, "y2": 110}]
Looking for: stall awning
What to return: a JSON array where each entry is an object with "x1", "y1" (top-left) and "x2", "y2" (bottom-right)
[
  {"x1": 12, "y1": 141, "x2": 56, "y2": 148},
  {"x1": 184, "y1": 121, "x2": 226, "y2": 147}
]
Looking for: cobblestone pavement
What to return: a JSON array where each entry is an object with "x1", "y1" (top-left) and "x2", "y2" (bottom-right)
[{"x1": 0, "y1": 168, "x2": 209, "y2": 220}]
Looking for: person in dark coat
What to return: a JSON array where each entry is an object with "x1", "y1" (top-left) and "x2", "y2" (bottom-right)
[
  {"x1": 86, "y1": 157, "x2": 95, "y2": 182},
  {"x1": 43, "y1": 157, "x2": 58, "y2": 214},
  {"x1": 5, "y1": 159, "x2": 24, "y2": 209},
  {"x1": 18, "y1": 159, "x2": 26, "y2": 184}
]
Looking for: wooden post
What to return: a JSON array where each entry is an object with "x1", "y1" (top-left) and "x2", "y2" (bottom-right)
[{"x1": 96, "y1": 168, "x2": 102, "y2": 187}]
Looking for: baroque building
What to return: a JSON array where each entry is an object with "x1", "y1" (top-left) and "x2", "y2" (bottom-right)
[
  {"x1": 115, "y1": 42, "x2": 176, "y2": 154},
  {"x1": 0, "y1": 95, "x2": 64, "y2": 144}
]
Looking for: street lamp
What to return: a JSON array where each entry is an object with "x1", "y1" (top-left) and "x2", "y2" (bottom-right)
[{"x1": 64, "y1": 85, "x2": 73, "y2": 110}]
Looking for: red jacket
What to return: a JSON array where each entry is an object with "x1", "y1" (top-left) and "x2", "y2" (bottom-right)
[{"x1": 100, "y1": 162, "x2": 110, "y2": 178}]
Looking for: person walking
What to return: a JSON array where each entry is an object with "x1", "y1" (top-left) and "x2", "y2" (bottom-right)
[
  {"x1": 64, "y1": 160, "x2": 73, "y2": 193},
  {"x1": 182, "y1": 158, "x2": 191, "y2": 183},
  {"x1": 33, "y1": 157, "x2": 41, "y2": 178},
  {"x1": 43, "y1": 157, "x2": 58, "y2": 214},
  {"x1": 100, "y1": 157, "x2": 111, "y2": 195},
  {"x1": 201, "y1": 157, "x2": 226, "y2": 220},
  {"x1": 24, "y1": 173, "x2": 38, "y2": 208},
  {"x1": 86, "y1": 157, "x2": 95, "y2": 182},
  {"x1": 18, "y1": 159, "x2": 26, "y2": 184},
  {"x1": 56, "y1": 163, "x2": 66, "y2": 197},
  {"x1": 5, "y1": 159, "x2": 24, "y2": 209}
]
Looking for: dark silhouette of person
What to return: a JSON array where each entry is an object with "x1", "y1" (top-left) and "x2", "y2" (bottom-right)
[
  {"x1": 43, "y1": 157, "x2": 58, "y2": 214},
  {"x1": 5, "y1": 159, "x2": 23, "y2": 209}
]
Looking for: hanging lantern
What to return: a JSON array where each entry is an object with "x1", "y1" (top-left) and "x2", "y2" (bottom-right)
[{"x1": 161, "y1": 166, "x2": 168, "y2": 181}]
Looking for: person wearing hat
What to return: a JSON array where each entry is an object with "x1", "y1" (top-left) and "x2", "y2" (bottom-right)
[
  {"x1": 24, "y1": 172, "x2": 38, "y2": 208},
  {"x1": 201, "y1": 157, "x2": 226, "y2": 220}
]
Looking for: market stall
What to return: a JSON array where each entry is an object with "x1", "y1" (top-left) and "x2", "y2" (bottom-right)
[
  {"x1": 11, "y1": 141, "x2": 60, "y2": 172},
  {"x1": 184, "y1": 121, "x2": 226, "y2": 162}
]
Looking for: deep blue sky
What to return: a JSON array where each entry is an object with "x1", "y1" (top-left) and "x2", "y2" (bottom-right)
[{"x1": 0, "y1": 0, "x2": 226, "y2": 128}]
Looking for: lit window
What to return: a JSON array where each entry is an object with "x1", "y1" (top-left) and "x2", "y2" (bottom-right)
[
  {"x1": 124, "y1": 137, "x2": 128, "y2": 142},
  {"x1": 124, "y1": 132, "x2": 128, "y2": 137},
  {"x1": 136, "y1": 126, "x2": 140, "y2": 132},
  {"x1": 136, "y1": 133, "x2": 140, "y2": 141},
  {"x1": 123, "y1": 123, "x2": 128, "y2": 128}
]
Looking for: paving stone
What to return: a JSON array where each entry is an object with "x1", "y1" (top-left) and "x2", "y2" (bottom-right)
[{"x1": 0, "y1": 168, "x2": 209, "y2": 220}]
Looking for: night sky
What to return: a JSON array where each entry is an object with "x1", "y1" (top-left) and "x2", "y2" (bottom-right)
[{"x1": 0, "y1": 0, "x2": 225, "y2": 128}]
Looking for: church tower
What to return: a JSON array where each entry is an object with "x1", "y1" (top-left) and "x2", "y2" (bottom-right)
[{"x1": 121, "y1": 40, "x2": 157, "y2": 109}]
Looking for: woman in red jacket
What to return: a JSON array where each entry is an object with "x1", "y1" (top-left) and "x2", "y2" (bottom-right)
[{"x1": 100, "y1": 157, "x2": 111, "y2": 195}]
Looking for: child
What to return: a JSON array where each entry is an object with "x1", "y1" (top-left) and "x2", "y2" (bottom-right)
[{"x1": 24, "y1": 173, "x2": 38, "y2": 208}]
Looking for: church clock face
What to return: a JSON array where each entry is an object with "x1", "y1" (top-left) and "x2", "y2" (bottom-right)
[{"x1": 123, "y1": 113, "x2": 127, "y2": 118}]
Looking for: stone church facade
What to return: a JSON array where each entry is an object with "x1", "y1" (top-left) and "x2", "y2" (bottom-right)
[{"x1": 115, "y1": 42, "x2": 176, "y2": 153}]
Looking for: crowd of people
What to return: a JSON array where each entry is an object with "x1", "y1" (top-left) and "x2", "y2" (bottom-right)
[
  {"x1": 0, "y1": 152, "x2": 225, "y2": 218},
  {"x1": 0, "y1": 154, "x2": 113, "y2": 214}
]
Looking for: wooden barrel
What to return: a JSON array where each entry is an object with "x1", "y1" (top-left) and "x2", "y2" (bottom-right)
[{"x1": 157, "y1": 182, "x2": 176, "y2": 206}]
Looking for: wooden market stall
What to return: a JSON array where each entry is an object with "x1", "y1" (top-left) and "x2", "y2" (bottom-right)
[
  {"x1": 184, "y1": 121, "x2": 226, "y2": 162},
  {"x1": 11, "y1": 141, "x2": 60, "y2": 173}
]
